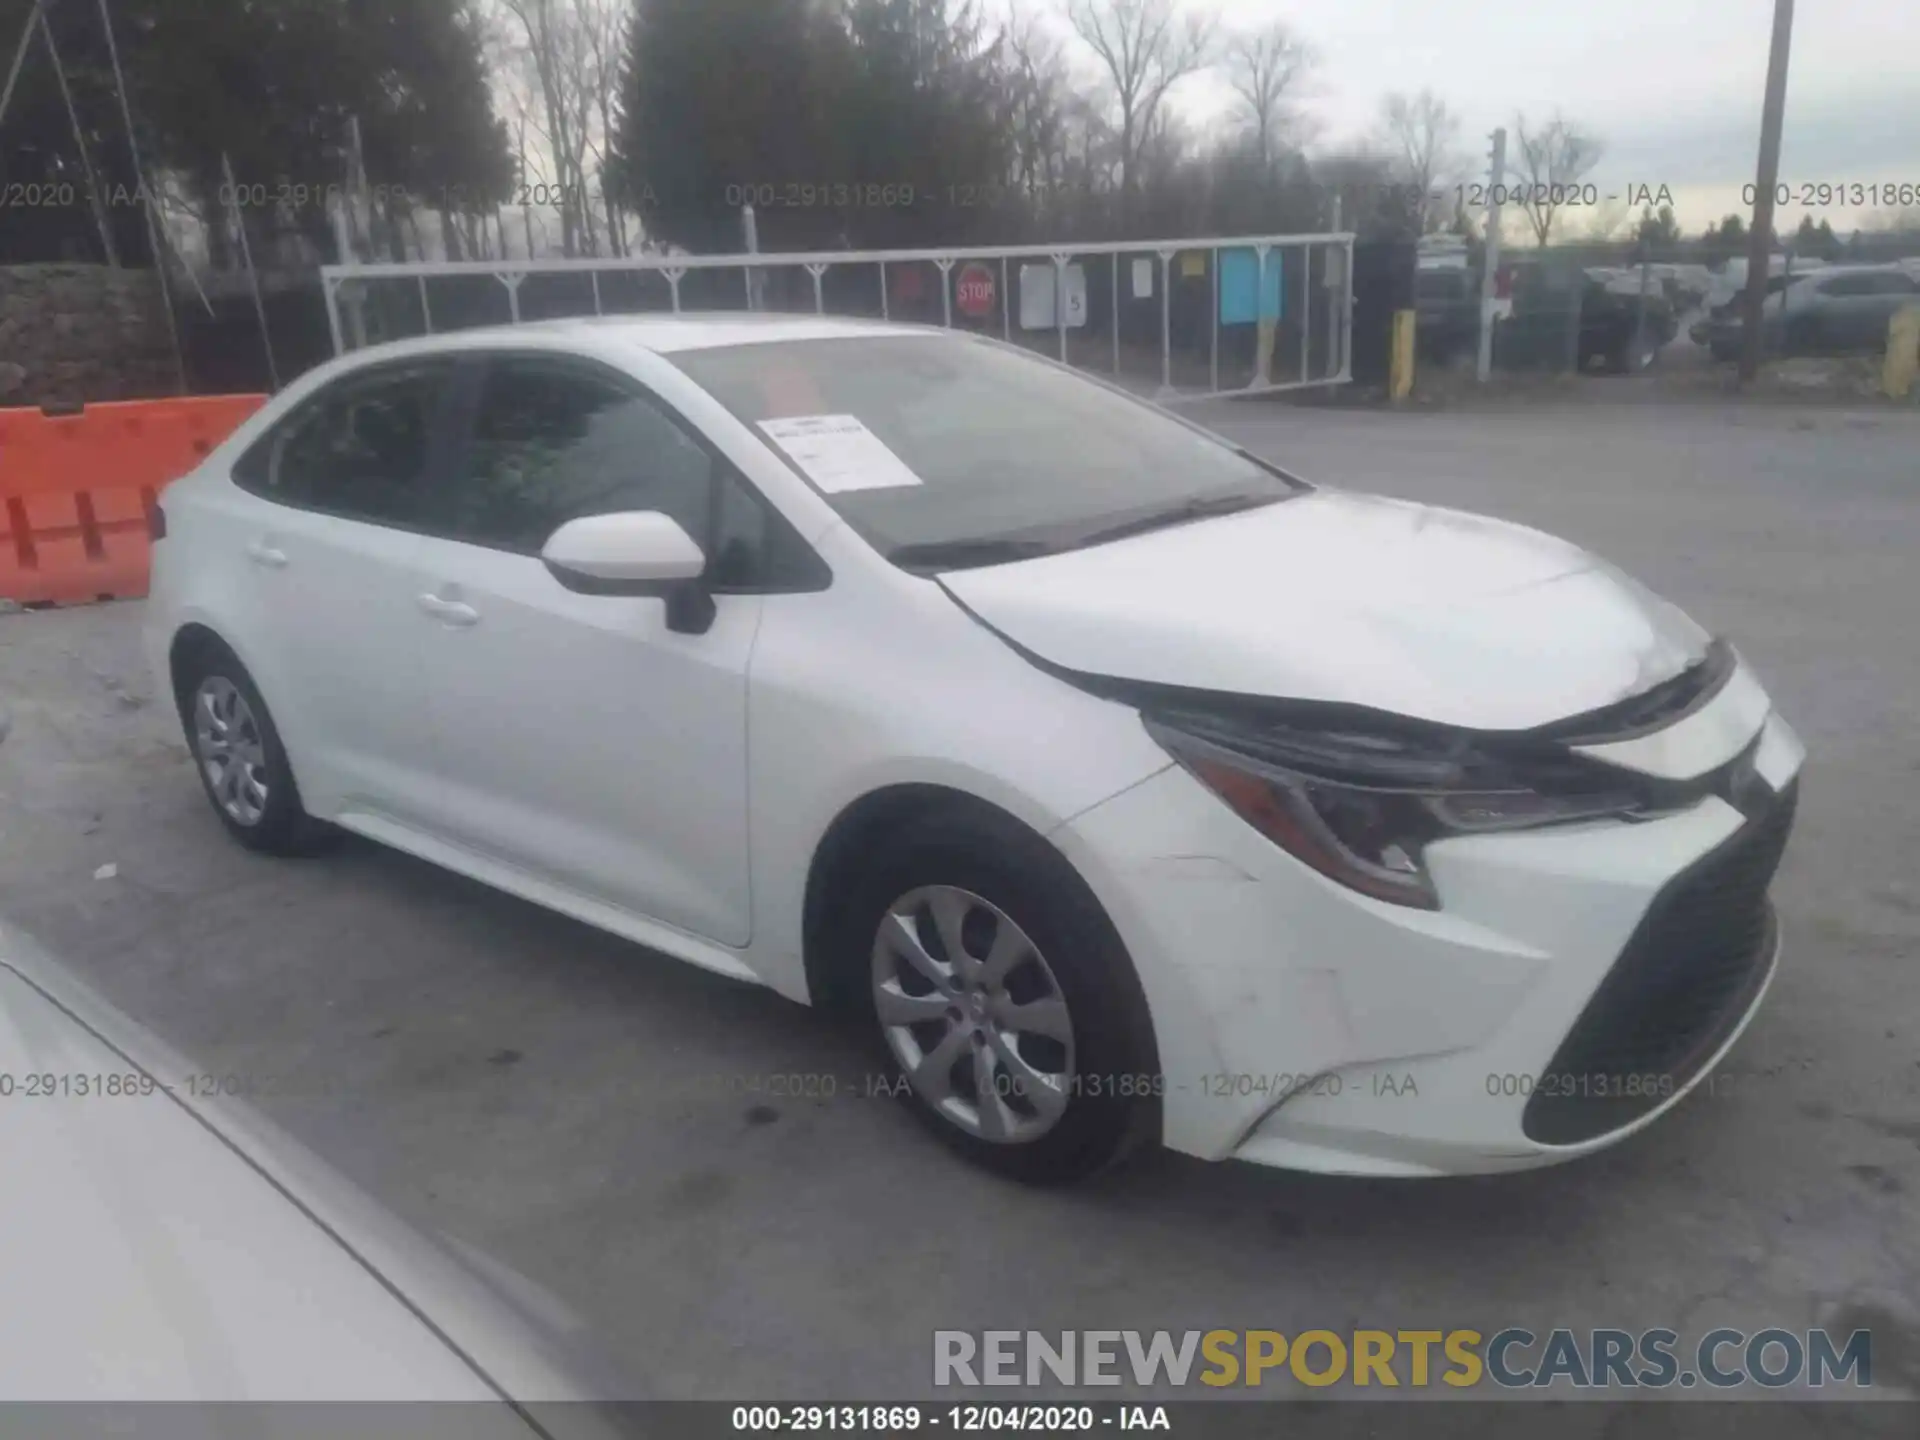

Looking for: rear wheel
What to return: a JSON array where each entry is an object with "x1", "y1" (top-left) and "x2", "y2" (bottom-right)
[
  {"x1": 838, "y1": 812, "x2": 1159, "y2": 1184},
  {"x1": 1601, "y1": 328, "x2": 1659, "y2": 374},
  {"x1": 177, "y1": 649, "x2": 332, "y2": 855}
]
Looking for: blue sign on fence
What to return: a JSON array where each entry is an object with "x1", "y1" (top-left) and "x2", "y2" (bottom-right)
[{"x1": 1218, "y1": 248, "x2": 1283, "y2": 325}]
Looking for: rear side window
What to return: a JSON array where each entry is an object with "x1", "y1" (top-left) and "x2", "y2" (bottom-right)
[
  {"x1": 233, "y1": 362, "x2": 450, "y2": 527},
  {"x1": 437, "y1": 357, "x2": 713, "y2": 554}
]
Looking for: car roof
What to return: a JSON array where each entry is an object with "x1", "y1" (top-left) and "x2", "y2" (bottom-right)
[
  {"x1": 1787, "y1": 264, "x2": 1912, "y2": 288},
  {"x1": 300, "y1": 313, "x2": 961, "y2": 387},
  {"x1": 1801, "y1": 263, "x2": 1910, "y2": 277},
  {"x1": 389, "y1": 312, "x2": 948, "y2": 359}
]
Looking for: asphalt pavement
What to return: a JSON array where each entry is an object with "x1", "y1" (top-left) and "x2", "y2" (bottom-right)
[{"x1": 1, "y1": 396, "x2": 1916, "y2": 1400}]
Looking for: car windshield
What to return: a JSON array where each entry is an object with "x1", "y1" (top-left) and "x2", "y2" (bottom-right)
[{"x1": 670, "y1": 335, "x2": 1301, "y2": 568}]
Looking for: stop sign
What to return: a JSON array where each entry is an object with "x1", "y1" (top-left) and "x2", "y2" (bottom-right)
[{"x1": 954, "y1": 262, "x2": 995, "y2": 319}]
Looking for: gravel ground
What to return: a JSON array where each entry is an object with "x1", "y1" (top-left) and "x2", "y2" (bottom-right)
[{"x1": 1, "y1": 396, "x2": 1917, "y2": 1404}]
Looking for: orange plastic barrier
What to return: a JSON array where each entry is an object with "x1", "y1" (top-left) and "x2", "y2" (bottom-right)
[{"x1": 0, "y1": 394, "x2": 267, "y2": 606}]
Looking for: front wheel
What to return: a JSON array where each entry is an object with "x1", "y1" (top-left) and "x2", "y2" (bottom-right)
[{"x1": 843, "y1": 813, "x2": 1159, "y2": 1183}]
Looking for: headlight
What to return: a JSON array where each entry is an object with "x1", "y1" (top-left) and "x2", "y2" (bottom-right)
[{"x1": 1144, "y1": 713, "x2": 1644, "y2": 910}]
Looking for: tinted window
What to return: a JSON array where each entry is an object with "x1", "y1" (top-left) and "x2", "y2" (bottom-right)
[
  {"x1": 1416, "y1": 271, "x2": 1469, "y2": 301},
  {"x1": 236, "y1": 362, "x2": 449, "y2": 526},
  {"x1": 707, "y1": 471, "x2": 771, "y2": 586},
  {"x1": 670, "y1": 335, "x2": 1299, "y2": 562},
  {"x1": 441, "y1": 357, "x2": 712, "y2": 553}
]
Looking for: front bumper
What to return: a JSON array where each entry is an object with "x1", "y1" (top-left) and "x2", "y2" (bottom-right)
[{"x1": 1053, "y1": 690, "x2": 1805, "y2": 1177}]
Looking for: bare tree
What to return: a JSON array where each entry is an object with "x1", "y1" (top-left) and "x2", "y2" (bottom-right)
[
  {"x1": 1312, "y1": 148, "x2": 1400, "y2": 232},
  {"x1": 1863, "y1": 205, "x2": 1920, "y2": 233},
  {"x1": 493, "y1": 0, "x2": 610, "y2": 257},
  {"x1": 1578, "y1": 196, "x2": 1633, "y2": 242},
  {"x1": 1511, "y1": 112, "x2": 1604, "y2": 247},
  {"x1": 1004, "y1": 5, "x2": 1121, "y2": 230},
  {"x1": 1006, "y1": 9, "x2": 1070, "y2": 200},
  {"x1": 1223, "y1": 20, "x2": 1309, "y2": 179},
  {"x1": 1066, "y1": 0, "x2": 1214, "y2": 201},
  {"x1": 574, "y1": 0, "x2": 628, "y2": 255},
  {"x1": 1376, "y1": 89, "x2": 1460, "y2": 232}
]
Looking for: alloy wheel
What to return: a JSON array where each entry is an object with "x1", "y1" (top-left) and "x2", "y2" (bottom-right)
[
  {"x1": 193, "y1": 676, "x2": 270, "y2": 826},
  {"x1": 870, "y1": 885, "x2": 1076, "y2": 1144}
]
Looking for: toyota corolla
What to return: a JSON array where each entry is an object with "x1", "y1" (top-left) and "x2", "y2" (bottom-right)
[{"x1": 145, "y1": 315, "x2": 1803, "y2": 1183}]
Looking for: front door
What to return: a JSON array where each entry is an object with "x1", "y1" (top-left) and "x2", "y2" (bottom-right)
[{"x1": 405, "y1": 353, "x2": 760, "y2": 947}]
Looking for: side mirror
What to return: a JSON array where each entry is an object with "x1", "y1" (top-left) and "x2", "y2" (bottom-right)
[{"x1": 541, "y1": 511, "x2": 716, "y2": 634}]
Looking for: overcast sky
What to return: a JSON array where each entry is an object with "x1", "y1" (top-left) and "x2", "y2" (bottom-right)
[{"x1": 1149, "y1": 0, "x2": 1920, "y2": 235}]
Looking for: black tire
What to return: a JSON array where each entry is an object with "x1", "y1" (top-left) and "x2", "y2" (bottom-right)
[
  {"x1": 175, "y1": 645, "x2": 333, "y2": 856},
  {"x1": 1599, "y1": 332, "x2": 1653, "y2": 374},
  {"x1": 832, "y1": 809, "x2": 1160, "y2": 1184}
]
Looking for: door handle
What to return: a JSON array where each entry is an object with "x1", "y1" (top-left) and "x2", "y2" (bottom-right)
[
  {"x1": 417, "y1": 593, "x2": 481, "y2": 627},
  {"x1": 245, "y1": 540, "x2": 288, "y2": 569}
]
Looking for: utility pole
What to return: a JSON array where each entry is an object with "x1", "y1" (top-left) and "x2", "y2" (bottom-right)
[
  {"x1": 741, "y1": 202, "x2": 763, "y2": 311},
  {"x1": 1476, "y1": 126, "x2": 1507, "y2": 383},
  {"x1": 1738, "y1": 0, "x2": 1795, "y2": 383}
]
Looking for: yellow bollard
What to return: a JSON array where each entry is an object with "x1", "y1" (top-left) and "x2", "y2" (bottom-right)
[
  {"x1": 1883, "y1": 305, "x2": 1920, "y2": 400},
  {"x1": 1389, "y1": 310, "x2": 1417, "y2": 400}
]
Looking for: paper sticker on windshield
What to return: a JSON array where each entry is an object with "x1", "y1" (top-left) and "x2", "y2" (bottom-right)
[{"x1": 757, "y1": 415, "x2": 923, "y2": 494}]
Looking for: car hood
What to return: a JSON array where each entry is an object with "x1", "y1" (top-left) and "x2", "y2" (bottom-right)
[{"x1": 937, "y1": 489, "x2": 1712, "y2": 731}]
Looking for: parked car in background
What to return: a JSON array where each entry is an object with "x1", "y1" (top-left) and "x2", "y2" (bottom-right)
[
  {"x1": 1414, "y1": 264, "x2": 1481, "y2": 363},
  {"x1": 1689, "y1": 272, "x2": 1798, "y2": 352},
  {"x1": 1651, "y1": 263, "x2": 1713, "y2": 311},
  {"x1": 0, "y1": 918, "x2": 637, "y2": 1427},
  {"x1": 1693, "y1": 264, "x2": 1920, "y2": 361},
  {"x1": 1702, "y1": 255, "x2": 1824, "y2": 316},
  {"x1": 1577, "y1": 269, "x2": 1676, "y2": 371},
  {"x1": 1487, "y1": 261, "x2": 1674, "y2": 373}
]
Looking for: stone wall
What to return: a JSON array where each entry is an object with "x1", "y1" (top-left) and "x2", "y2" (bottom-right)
[{"x1": 0, "y1": 264, "x2": 179, "y2": 408}]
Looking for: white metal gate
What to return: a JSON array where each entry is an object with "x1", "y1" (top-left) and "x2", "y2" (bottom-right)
[{"x1": 320, "y1": 233, "x2": 1354, "y2": 403}]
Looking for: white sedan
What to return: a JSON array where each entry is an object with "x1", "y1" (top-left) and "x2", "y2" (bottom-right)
[{"x1": 146, "y1": 314, "x2": 1804, "y2": 1183}]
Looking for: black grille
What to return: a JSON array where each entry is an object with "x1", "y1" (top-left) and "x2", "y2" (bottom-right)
[{"x1": 1522, "y1": 779, "x2": 1797, "y2": 1145}]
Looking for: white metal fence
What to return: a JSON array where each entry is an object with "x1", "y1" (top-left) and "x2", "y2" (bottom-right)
[{"x1": 319, "y1": 233, "x2": 1355, "y2": 403}]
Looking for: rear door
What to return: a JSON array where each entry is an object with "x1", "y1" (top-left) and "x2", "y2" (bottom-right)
[{"x1": 225, "y1": 359, "x2": 456, "y2": 824}]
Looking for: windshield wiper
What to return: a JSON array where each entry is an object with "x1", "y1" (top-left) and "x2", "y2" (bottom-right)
[
  {"x1": 888, "y1": 488, "x2": 1285, "y2": 573},
  {"x1": 1060, "y1": 489, "x2": 1280, "y2": 552},
  {"x1": 887, "y1": 536, "x2": 1061, "y2": 572}
]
